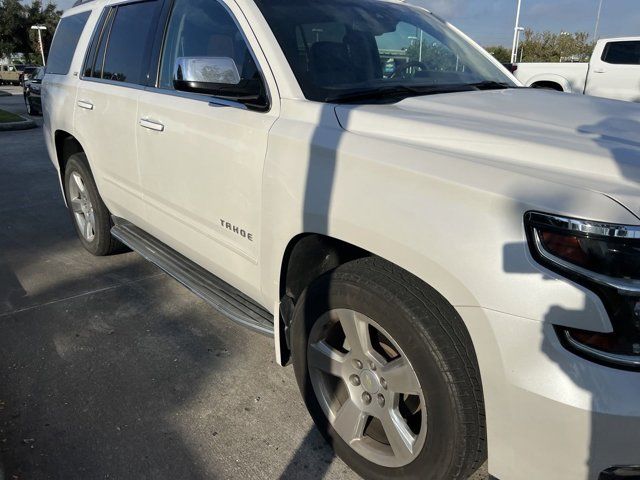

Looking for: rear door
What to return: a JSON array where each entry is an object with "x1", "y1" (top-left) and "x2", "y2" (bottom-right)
[
  {"x1": 586, "y1": 40, "x2": 640, "y2": 102},
  {"x1": 74, "y1": 0, "x2": 162, "y2": 226}
]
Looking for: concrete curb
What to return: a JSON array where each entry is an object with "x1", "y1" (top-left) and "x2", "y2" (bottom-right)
[{"x1": 0, "y1": 115, "x2": 36, "y2": 131}]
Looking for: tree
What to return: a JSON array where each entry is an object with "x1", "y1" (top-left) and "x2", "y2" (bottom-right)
[
  {"x1": 485, "y1": 46, "x2": 511, "y2": 64},
  {"x1": 518, "y1": 29, "x2": 595, "y2": 63},
  {"x1": 0, "y1": 0, "x2": 61, "y2": 64}
]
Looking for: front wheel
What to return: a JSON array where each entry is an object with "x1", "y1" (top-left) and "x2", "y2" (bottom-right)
[{"x1": 292, "y1": 258, "x2": 486, "y2": 480}]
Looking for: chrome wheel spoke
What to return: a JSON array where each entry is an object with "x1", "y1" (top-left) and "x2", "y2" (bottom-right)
[
  {"x1": 308, "y1": 340, "x2": 346, "y2": 377},
  {"x1": 71, "y1": 172, "x2": 85, "y2": 193},
  {"x1": 380, "y1": 409, "x2": 417, "y2": 462},
  {"x1": 380, "y1": 357, "x2": 421, "y2": 395},
  {"x1": 70, "y1": 197, "x2": 83, "y2": 213},
  {"x1": 332, "y1": 399, "x2": 367, "y2": 444},
  {"x1": 339, "y1": 310, "x2": 372, "y2": 358},
  {"x1": 84, "y1": 215, "x2": 94, "y2": 239}
]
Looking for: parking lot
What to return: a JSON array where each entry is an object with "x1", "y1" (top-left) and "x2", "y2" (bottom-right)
[{"x1": 0, "y1": 86, "x2": 488, "y2": 480}]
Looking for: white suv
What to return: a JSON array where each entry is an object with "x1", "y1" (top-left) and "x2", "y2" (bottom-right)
[{"x1": 42, "y1": 0, "x2": 640, "y2": 479}]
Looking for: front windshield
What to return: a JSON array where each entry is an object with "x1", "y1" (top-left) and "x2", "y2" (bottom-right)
[{"x1": 255, "y1": 0, "x2": 515, "y2": 103}]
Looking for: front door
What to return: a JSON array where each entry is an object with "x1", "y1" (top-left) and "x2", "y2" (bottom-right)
[
  {"x1": 586, "y1": 40, "x2": 640, "y2": 102},
  {"x1": 136, "y1": 0, "x2": 278, "y2": 298}
]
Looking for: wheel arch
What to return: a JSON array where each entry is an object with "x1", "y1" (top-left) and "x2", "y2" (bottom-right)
[
  {"x1": 54, "y1": 130, "x2": 85, "y2": 182},
  {"x1": 524, "y1": 74, "x2": 570, "y2": 92},
  {"x1": 275, "y1": 232, "x2": 479, "y2": 366}
]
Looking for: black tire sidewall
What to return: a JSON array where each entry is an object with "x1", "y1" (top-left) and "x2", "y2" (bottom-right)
[
  {"x1": 63, "y1": 154, "x2": 114, "y2": 256},
  {"x1": 292, "y1": 267, "x2": 466, "y2": 480}
]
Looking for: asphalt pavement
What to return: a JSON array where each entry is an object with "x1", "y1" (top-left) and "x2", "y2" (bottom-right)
[{"x1": 0, "y1": 85, "x2": 488, "y2": 480}]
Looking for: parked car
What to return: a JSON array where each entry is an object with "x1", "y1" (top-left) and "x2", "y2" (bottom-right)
[
  {"x1": 23, "y1": 67, "x2": 44, "y2": 115},
  {"x1": 0, "y1": 64, "x2": 23, "y2": 85},
  {"x1": 514, "y1": 37, "x2": 640, "y2": 102},
  {"x1": 19, "y1": 65, "x2": 41, "y2": 86},
  {"x1": 42, "y1": 1, "x2": 640, "y2": 479}
]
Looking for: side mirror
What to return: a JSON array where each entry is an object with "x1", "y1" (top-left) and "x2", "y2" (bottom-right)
[
  {"x1": 173, "y1": 56, "x2": 241, "y2": 93},
  {"x1": 172, "y1": 56, "x2": 268, "y2": 111}
]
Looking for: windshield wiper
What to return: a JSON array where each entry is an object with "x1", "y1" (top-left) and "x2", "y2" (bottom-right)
[
  {"x1": 325, "y1": 84, "x2": 472, "y2": 104},
  {"x1": 467, "y1": 81, "x2": 514, "y2": 90}
]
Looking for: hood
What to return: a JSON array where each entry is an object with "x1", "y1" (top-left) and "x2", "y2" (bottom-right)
[{"x1": 335, "y1": 88, "x2": 640, "y2": 219}]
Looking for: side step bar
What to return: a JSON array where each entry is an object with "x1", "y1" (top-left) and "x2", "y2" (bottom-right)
[{"x1": 111, "y1": 220, "x2": 273, "y2": 337}]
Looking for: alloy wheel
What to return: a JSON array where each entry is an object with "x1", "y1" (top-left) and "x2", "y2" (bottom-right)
[
  {"x1": 68, "y1": 171, "x2": 96, "y2": 242},
  {"x1": 307, "y1": 309, "x2": 427, "y2": 468}
]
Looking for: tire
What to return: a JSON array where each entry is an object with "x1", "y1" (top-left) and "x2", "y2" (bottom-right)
[
  {"x1": 292, "y1": 257, "x2": 486, "y2": 480},
  {"x1": 63, "y1": 153, "x2": 126, "y2": 256}
]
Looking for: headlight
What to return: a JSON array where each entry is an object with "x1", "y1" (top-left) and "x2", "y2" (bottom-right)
[{"x1": 526, "y1": 212, "x2": 640, "y2": 370}]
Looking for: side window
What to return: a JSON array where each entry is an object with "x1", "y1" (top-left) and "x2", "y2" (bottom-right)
[
  {"x1": 85, "y1": 1, "x2": 160, "y2": 85},
  {"x1": 47, "y1": 11, "x2": 91, "y2": 75},
  {"x1": 158, "y1": 0, "x2": 268, "y2": 110},
  {"x1": 602, "y1": 41, "x2": 640, "y2": 65}
]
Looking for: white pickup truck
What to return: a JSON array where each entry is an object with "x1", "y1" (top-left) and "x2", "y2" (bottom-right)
[{"x1": 514, "y1": 37, "x2": 640, "y2": 102}]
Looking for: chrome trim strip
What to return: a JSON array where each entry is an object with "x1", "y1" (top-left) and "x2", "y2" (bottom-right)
[
  {"x1": 143, "y1": 86, "x2": 249, "y2": 111},
  {"x1": 533, "y1": 230, "x2": 640, "y2": 295},
  {"x1": 528, "y1": 212, "x2": 640, "y2": 240},
  {"x1": 563, "y1": 330, "x2": 640, "y2": 368}
]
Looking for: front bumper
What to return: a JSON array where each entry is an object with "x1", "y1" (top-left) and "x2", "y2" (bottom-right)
[{"x1": 458, "y1": 307, "x2": 640, "y2": 480}]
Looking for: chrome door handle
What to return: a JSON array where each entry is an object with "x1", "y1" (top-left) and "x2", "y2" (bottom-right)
[
  {"x1": 139, "y1": 118, "x2": 164, "y2": 132},
  {"x1": 77, "y1": 100, "x2": 94, "y2": 110}
]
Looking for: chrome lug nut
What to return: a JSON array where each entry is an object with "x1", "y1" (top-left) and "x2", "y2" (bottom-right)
[
  {"x1": 362, "y1": 392, "x2": 372, "y2": 405},
  {"x1": 350, "y1": 374, "x2": 361, "y2": 387},
  {"x1": 377, "y1": 394, "x2": 385, "y2": 407},
  {"x1": 380, "y1": 377, "x2": 387, "y2": 390},
  {"x1": 368, "y1": 361, "x2": 376, "y2": 371},
  {"x1": 353, "y1": 359, "x2": 363, "y2": 370}
]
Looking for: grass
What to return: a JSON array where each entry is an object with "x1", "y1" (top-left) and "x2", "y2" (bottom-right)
[{"x1": 0, "y1": 108, "x2": 24, "y2": 123}]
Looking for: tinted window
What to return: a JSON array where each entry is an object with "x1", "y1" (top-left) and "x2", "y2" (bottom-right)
[
  {"x1": 84, "y1": 9, "x2": 114, "y2": 78},
  {"x1": 99, "y1": 1, "x2": 160, "y2": 84},
  {"x1": 158, "y1": 0, "x2": 265, "y2": 106},
  {"x1": 602, "y1": 41, "x2": 640, "y2": 65},
  {"x1": 47, "y1": 11, "x2": 91, "y2": 75}
]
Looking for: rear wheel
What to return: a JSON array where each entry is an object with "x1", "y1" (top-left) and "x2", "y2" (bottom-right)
[
  {"x1": 24, "y1": 97, "x2": 32, "y2": 115},
  {"x1": 64, "y1": 153, "x2": 126, "y2": 256},
  {"x1": 292, "y1": 258, "x2": 486, "y2": 480}
]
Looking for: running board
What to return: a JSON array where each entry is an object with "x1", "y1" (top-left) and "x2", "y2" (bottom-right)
[{"x1": 111, "y1": 220, "x2": 273, "y2": 337}]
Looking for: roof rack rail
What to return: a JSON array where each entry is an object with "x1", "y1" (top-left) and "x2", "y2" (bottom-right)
[{"x1": 72, "y1": 0, "x2": 96, "y2": 7}]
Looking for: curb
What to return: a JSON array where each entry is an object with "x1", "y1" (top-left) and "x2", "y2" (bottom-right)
[
  {"x1": 0, "y1": 115, "x2": 37, "y2": 131},
  {"x1": 0, "y1": 90, "x2": 11, "y2": 97}
]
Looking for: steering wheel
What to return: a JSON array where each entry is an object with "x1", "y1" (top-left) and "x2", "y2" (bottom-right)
[{"x1": 390, "y1": 61, "x2": 428, "y2": 79}]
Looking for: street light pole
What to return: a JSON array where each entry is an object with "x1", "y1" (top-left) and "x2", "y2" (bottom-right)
[
  {"x1": 511, "y1": 0, "x2": 523, "y2": 64},
  {"x1": 593, "y1": 0, "x2": 604, "y2": 41},
  {"x1": 30, "y1": 25, "x2": 47, "y2": 66}
]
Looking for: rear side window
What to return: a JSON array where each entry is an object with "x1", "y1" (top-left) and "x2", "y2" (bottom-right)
[
  {"x1": 47, "y1": 11, "x2": 91, "y2": 75},
  {"x1": 84, "y1": 1, "x2": 161, "y2": 85},
  {"x1": 602, "y1": 41, "x2": 640, "y2": 65}
]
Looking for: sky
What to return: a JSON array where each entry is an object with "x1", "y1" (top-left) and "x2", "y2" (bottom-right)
[
  {"x1": 411, "y1": 0, "x2": 640, "y2": 46},
  {"x1": 53, "y1": 0, "x2": 639, "y2": 47}
]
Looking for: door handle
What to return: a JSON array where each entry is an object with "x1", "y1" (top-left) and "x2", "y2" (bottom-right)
[
  {"x1": 592, "y1": 68, "x2": 606, "y2": 73},
  {"x1": 139, "y1": 118, "x2": 165, "y2": 132},
  {"x1": 77, "y1": 100, "x2": 94, "y2": 110}
]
